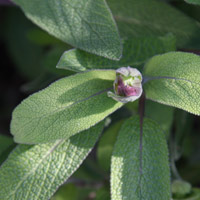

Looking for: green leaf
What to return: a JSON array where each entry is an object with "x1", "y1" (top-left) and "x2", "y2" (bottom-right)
[
  {"x1": 51, "y1": 183, "x2": 78, "y2": 200},
  {"x1": 12, "y1": 0, "x2": 122, "y2": 60},
  {"x1": 172, "y1": 180, "x2": 192, "y2": 198},
  {"x1": 11, "y1": 70, "x2": 123, "y2": 144},
  {"x1": 20, "y1": 46, "x2": 74, "y2": 93},
  {"x1": 95, "y1": 187, "x2": 110, "y2": 200},
  {"x1": 4, "y1": 8, "x2": 43, "y2": 80},
  {"x1": 42, "y1": 47, "x2": 74, "y2": 76},
  {"x1": 145, "y1": 100, "x2": 174, "y2": 135},
  {"x1": 0, "y1": 135, "x2": 15, "y2": 164},
  {"x1": 143, "y1": 52, "x2": 200, "y2": 115},
  {"x1": 27, "y1": 28, "x2": 64, "y2": 46},
  {"x1": 125, "y1": 99, "x2": 139, "y2": 116},
  {"x1": 57, "y1": 35, "x2": 176, "y2": 72},
  {"x1": 184, "y1": 0, "x2": 200, "y2": 5},
  {"x1": 0, "y1": 122, "x2": 103, "y2": 200},
  {"x1": 51, "y1": 183, "x2": 94, "y2": 200},
  {"x1": 73, "y1": 158, "x2": 104, "y2": 181},
  {"x1": 173, "y1": 188, "x2": 200, "y2": 200},
  {"x1": 0, "y1": 135, "x2": 13, "y2": 155},
  {"x1": 107, "y1": 0, "x2": 200, "y2": 48},
  {"x1": 111, "y1": 117, "x2": 170, "y2": 200},
  {"x1": 97, "y1": 120, "x2": 123, "y2": 171}
]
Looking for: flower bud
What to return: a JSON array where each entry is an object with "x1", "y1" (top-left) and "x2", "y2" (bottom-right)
[{"x1": 108, "y1": 67, "x2": 143, "y2": 103}]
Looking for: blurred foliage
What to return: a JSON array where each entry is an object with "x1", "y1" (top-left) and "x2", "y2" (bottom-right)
[
  {"x1": 97, "y1": 120, "x2": 124, "y2": 172},
  {"x1": 0, "y1": 134, "x2": 15, "y2": 164},
  {"x1": 172, "y1": 180, "x2": 192, "y2": 198}
]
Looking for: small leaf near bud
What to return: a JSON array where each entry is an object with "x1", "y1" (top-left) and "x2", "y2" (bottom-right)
[{"x1": 108, "y1": 67, "x2": 143, "y2": 103}]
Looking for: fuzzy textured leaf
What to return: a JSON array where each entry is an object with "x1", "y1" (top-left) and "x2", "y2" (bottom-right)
[
  {"x1": 11, "y1": 70, "x2": 123, "y2": 144},
  {"x1": 12, "y1": 0, "x2": 122, "y2": 60},
  {"x1": 0, "y1": 123, "x2": 103, "y2": 200},
  {"x1": 144, "y1": 52, "x2": 200, "y2": 115},
  {"x1": 57, "y1": 35, "x2": 176, "y2": 72},
  {"x1": 111, "y1": 117, "x2": 170, "y2": 200},
  {"x1": 107, "y1": 0, "x2": 200, "y2": 48}
]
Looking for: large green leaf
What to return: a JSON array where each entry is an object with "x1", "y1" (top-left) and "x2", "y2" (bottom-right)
[
  {"x1": 143, "y1": 52, "x2": 200, "y2": 115},
  {"x1": 57, "y1": 35, "x2": 176, "y2": 72},
  {"x1": 11, "y1": 70, "x2": 122, "y2": 144},
  {"x1": 184, "y1": 0, "x2": 200, "y2": 5},
  {"x1": 111, "y1": 117, "x2": 170, "y2": 200},
  {"x1": 12, "y1": 0, "x2": 122, "y2": 60},
  {"x1": 107, "y1": 0, "x2": 200, "y2": 48},
  {"x1": 0, "y1": 122, "x2": 103, "y2": 200}
]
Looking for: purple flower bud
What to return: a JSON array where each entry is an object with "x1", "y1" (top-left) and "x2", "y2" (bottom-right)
[{"x1": 108, "y1": 67, "x2": 142, "y2": 103}]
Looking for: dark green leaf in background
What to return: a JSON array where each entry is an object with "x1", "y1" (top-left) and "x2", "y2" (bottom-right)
[
  {"x1": 11, "y1": 70, "x2": 123, "y2": 144},
  {"x1": 57, "y1": 35, "x2": 176, "y2": 72},
  {"x1": 184, "y1": 0, "x2": 200, "y2": 5},
  {"x1": 41, "y1": 47, "x2": 74, "y2": 76},
  {"x1": 0, "y1": 122, "x2": 104, "y2": 200},
  {"x1": 145, "y1": 100, "x2": 174, "y2": 135},
  {"x1": 97, "y1": 120, "x2": 124, "y2": 171},
  {"x1": 172, "y1": 180, "x2": 192, "y2": 198},
  {"x1": 0, "y1": 134, "x2": 13, "y2": 156},
  {"x1": 107, "y1": 0, "x2": 200, "y2": 48},
  {"x1": 12, "y1": 0, "x2": 122, "y2": 60},
  {"x1": 3, "y1": 8, "x2": 43, "y2": 80},
  {"x1": 95, "y1": 186, "x2": 110, "y2": 200},
  {"x1": 144, "y1": 52, "x2": 200, "y2": 115},
  {"x1": 176, "y1": 1, "x2": 200, "y2": 24},
  {"x1": 173, "y1": 188, "x2": 200, "y2": 200},
  {"x1": 27, "y1": 28, "x2": 64, "y2": 46},
  {"x1": 51, "y1": 184, "x2": 78, "y2": 200},
  {"x1": 111, "y1": 117, "x2": 170, "y2": 200},
  {"x1": 172, "y1": 180, "x2": 200, "y2": 200},
  {"x1": 19, "y1": 45, "x2": 74, "y2": 93},
  {"x1": 0, "y1": 134, "x2": 14, "y2": 164}
]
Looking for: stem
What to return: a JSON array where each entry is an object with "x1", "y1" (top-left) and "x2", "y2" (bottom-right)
[
  {"x1": 138, "y1": 92, "x2": 145, "y2": 197},
  {"x1": 139, "y1": 93, "x2": 145, "y2": 123},
  {"x1": 67, "y1": 178, "x2": 103, "y2": 189},
  {"x1": 169, "y1": 130, "x2": 182, "y2": 180}
]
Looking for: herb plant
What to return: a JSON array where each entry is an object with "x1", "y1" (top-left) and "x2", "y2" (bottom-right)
[{"x1": 1, "y1": 0, "x2": 200, "y2": 199}]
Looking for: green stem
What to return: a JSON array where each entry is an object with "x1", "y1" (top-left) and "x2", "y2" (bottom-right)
[
  {"x1": 169, "y1": 131, "x2": 182, "y2": 180},
  {"x1": 138, "y1": 92, "x2": 146, "y2": 197}
]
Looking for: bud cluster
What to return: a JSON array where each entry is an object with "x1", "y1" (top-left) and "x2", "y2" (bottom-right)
[{"x1": 108, "y1": 67, "x2": 143, "y2": 103}]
